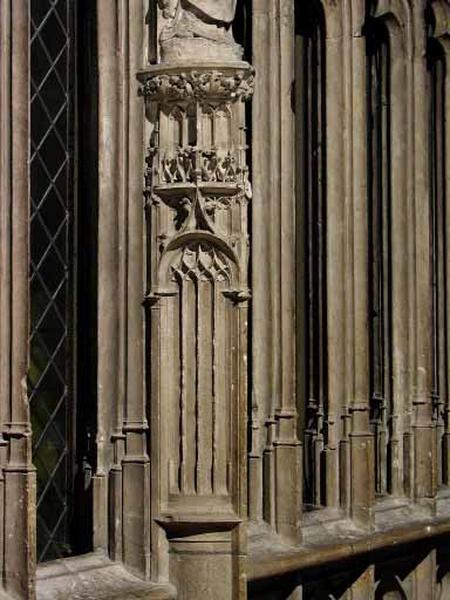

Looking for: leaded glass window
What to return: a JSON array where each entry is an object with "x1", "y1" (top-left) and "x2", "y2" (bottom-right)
[{"x1": 29, "y1": 0, "x2": 97, "y2": 562}]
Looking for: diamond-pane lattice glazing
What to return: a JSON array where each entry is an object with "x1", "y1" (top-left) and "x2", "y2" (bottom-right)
[{"x1": 29, "y1": 0, "x2": 75, "y2": 563}]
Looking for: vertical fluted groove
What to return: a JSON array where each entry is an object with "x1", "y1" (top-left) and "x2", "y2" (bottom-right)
[
  {"x1": 441, "y1": 35, "x2": 450, "y2": 487},
  {"x1": 347, "y1": 0, "x2": 373, "y2": 528},
  {"x1": 121, "y1": 0, "x2": 150, "y2": 578},
  {"x1": 251, "y1": 0, "x2": 301, "y2": 544},
  {"x1": 323, "y1": 2, "x2": 346, "y2": 511},
  {"x1": 95, "y1": 0, "x2": 120, "y2": 551},
  {"x1": 409, "y1": 0, "x2": 435, "y2": 503},
  {"x1": 250, "y1": 0, "x2": 274, "y2": 526},
  {"x1": 0, "y1": 0, "x2": 11, "y2": 584}
]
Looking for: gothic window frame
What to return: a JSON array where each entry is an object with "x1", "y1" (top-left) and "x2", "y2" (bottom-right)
[
  {"x1": 366, "y1": 14, "x2": 393, "y2": 498},
  {"x1": 365, "y1": 2, "x2": 410, "y2": 502},
  {"x1": 295, "y1": 0, "x2": 328, "y2": 511},
  {"x1": 28, "y1": 0, "x2": 100, "y2": 562},
  {"x1": 427, "y1": 0, "x2": 450, "y2": 489}
]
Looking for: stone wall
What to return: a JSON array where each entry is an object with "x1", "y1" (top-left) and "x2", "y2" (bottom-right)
[{"x1": 0, "y1": 0, "x2": 449, "y2": 598}]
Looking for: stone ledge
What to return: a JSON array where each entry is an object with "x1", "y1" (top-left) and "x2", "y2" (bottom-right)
[
  {"x1": 248, "y1": 516, "x2": 450, "y2": 582},
  {"x1": 36, "y1": 552, "x2": 176, "y2": 600}
]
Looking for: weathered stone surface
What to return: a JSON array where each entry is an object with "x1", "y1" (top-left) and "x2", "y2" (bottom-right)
[
  {"x1": 1, "y1": 0, "x2": 450, "y2": 598},
  {"x1": 157, "y1": 0, "x2": 242, "y2": 62},
  {"x1": 36, "y1": 554, "x2": 175, "y2": 600}
]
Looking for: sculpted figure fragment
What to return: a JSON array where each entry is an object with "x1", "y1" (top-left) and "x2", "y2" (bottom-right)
[{"x1": 157, "y1": 0, "x2": 243, "y2": 62}]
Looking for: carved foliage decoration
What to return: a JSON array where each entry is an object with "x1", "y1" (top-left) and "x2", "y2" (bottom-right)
[
  {"x1": 139, "y1": 69, "x2": 255, "y2": 102},
  {"x1": 159, "y1": 148, "x2": 249, "y2": 185}
]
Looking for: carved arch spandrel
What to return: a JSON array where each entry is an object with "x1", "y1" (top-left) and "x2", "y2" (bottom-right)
[
  {"x1": 151, "y1": 186, "x2": 247, "y2": 292},
  {"x1": 158, "y1": 236, "x2": 239, "y2": 288}
]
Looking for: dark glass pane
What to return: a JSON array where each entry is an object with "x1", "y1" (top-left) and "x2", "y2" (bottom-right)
[
  {"x1": 30, "y1": 0, "x2": 74, "y2": 563},
  {"x1": 366, "y1": 21, "x2": 393, "y2": 497},
  {"x1": 295, "y1": 0, "x2": 327, "y2": 509},
  {"x1": 428, "y1": 37, "x2": 447, "y2": 486}
]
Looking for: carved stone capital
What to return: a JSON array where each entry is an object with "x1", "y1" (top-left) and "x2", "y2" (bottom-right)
[{"x1": 138, "y1": 63, "x2": 255, "y2": 103}]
